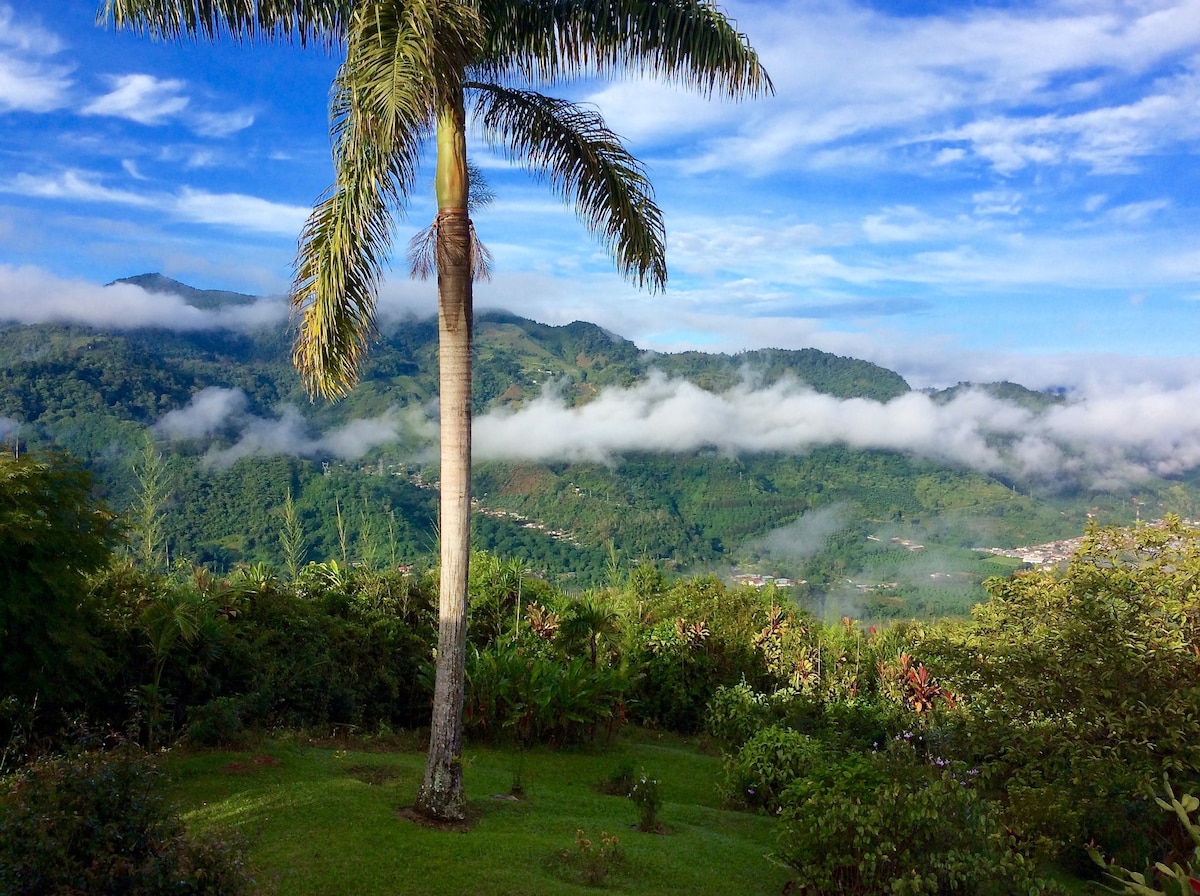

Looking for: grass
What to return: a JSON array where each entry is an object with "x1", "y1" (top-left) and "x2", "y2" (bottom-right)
[{"x1": 163, "y1": 729, "x2": 793, "y2": 895}]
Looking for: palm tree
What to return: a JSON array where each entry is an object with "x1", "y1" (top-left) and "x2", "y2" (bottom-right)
[
  {"x1": 561, "y1": 594, "x2": 622, "y2": 669},
  {"x1": 103, "y1": 0, "x2": 770, "y2": 820}
]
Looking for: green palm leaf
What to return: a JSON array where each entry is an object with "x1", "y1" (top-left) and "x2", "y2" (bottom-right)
[
  {"x1": 100, "y1": 0, "x2": 352, "y2": 46},
  {"x1": 477, "y1": 0, "x2": 772, "y2": 98},
  {"x1": 470, "y1": 83, "x2": 667, "y2": 291}
]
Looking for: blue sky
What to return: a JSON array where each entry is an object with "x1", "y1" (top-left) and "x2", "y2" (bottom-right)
[{"x1": 1, "y1": 0, "x2": 1199, "y2": 396}]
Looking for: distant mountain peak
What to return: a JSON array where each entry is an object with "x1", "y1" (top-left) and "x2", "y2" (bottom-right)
[{"x1": 107, "y1": 273, "x2": 260, "y2": 310}]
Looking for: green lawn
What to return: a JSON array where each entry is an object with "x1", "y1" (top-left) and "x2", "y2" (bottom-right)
[{"x1": 165, "y1": 731, "x2": 793, "y2": 895}]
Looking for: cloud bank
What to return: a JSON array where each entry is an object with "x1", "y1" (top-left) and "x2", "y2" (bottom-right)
[
  {"x1": 0, "y1": 265, "x2": 287, "y2": 332},
  {"x1": 473, "y1": 373, "x2": 1200, "y2": 490},
  {"x1": 141, "y1": 372, "x2": 1200, "y2": 492},
  {"x1": 154, "y1": 387, "x2": 431, "y2": 469}
]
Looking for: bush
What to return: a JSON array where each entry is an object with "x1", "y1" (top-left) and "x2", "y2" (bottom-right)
[
  {"x1": 464, "y1": 642, "x2": 628, "y2": 746},
  {"x1": 924, "y1": 519, "x2": 1200, "y2": 864},
  {"x1": 777, "y1": 758, "x2": 1057, "y2": 896},
  {"x1": 721, "y1": 725, "x2": 823, "y2": 814},
  {"x1": 629, "y1": 773, "x2": 663, "y2": 832},
  {"x1": 705, "y1": 680, "x2": 774, "y2": 749},
  {"x1": 0, "y1": 746, "x2": 259, "y2": 895}
]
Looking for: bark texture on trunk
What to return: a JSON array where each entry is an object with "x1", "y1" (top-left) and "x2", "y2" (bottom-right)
[{"x1": 415, "y1": 98, "x2": 473, "y2": 823}]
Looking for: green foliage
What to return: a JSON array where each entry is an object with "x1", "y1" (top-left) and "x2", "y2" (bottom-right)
[
  {"x1": 0, "y1": 453, "x2": 121, "y2": 712},
  {"x1": 629, "y1": 772, "x2": 663, "y2": 832},
  {"x1": 625, "y1": 576, "x2": 773, "y2": 732},
  {"x1": 131, "y1": 437, "x2": 172, "y2": 572},
  {"x1": 1091, "y1": 776, "x2": 1200, "y2": 896},
  {"x1": 705, "y1": 680, "x2": 775, "y2": 749},
  {"x1": 464, "y1": 640, "x2": 628, "y2": 746},
  {"x1": 721, "y1": 725, "x2": 825, "y2": 814},
  {"x1": 0, "y1": 746, "x2": 258, "y2": 895},
  {"x1": 924, "y1": 518, "x2": 1200, "y2": 863},
  {"x1": 775, "y1": 759, "x2": 1043, "y2": 896},
  {"x1": 84, "y1": 560, "x2": 436, "y2": 745}
]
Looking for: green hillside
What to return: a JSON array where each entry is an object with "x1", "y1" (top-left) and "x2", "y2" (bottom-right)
[{"x1": 1, "y1": 273, "x2": 1190, "y2": 618}]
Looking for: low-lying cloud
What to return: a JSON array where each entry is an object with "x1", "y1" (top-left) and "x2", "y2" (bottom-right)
[
  {"x1": 743, "y1": 505, "x2": 851, "y2": 563},
  {"x1": 0, "y1": 265, "x2": 287, "y2": 332},
  {"x1": 473, "y1": 373, "x2": 1200, "y2": 490},
  {"x1": 143, "y1": 372, "x2": 1200, "y2": 491},
  {"x1": 154, "y1": 387, "x2": 432, "y2": 469},
  {"x1": 0, "y1": 414, "x2": 19, "y2": 441}
]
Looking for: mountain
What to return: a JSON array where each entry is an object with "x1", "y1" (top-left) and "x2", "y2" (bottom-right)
[
  {"x1": 108, "y1": 273, "x2": 261, "y2": 309},
  {"x1": 2, "y1": 275, "x2": 1193, "y2": 619}
]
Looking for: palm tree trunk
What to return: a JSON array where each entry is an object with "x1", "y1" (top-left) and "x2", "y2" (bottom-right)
[{"x1": 415, "y1": 96, "x2": 472, "y2": 822}]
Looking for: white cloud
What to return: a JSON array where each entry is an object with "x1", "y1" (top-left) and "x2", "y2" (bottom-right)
[
  {"x1": 0, "y1": 265, "x2": 287, "y2": 332},
  {"x1": 862, "y1": 206, "x2": 946, "y2": 244},
  {"x1": 155, "y1": 387, "x2": 248, "y2": 439},
  {"x1": 587, "y1": 0, "x2": 1200, "y2": 176},
  {"x1": 473, "y1": 371, "x2": 1200, "y2": 489},
  {"x1": 0, "y1": 53, "x2": 72, "y2": 112},
  {"x1": 0, "y1": 414, "x2": 19, "y2": 441},
  {"x1": 0, "y1": 5, "x2": 62, "y2": 54},
  {"x1": 1, "y1": 170, "x2": 310, "y2": 236},
  {"x1": 0, "y1": 5, "x2": 71, "y2": 112},
  {"x1": 174, "y1": 187, "x2": 310, "y2": 235},
  {"x1": 191, "y1": 108, "x2": 255, "y2": 137},
  {"x1": 82, "y1": 73, "x2": 189, "y2": 125},
  {"x1": 153, "y1": 387, "x2": 419, "y2": 469},
  {"x1": 5, "y1": 169, "x2": 154, "y2": 206}
]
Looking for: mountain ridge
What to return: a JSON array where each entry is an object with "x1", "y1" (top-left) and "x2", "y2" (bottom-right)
[{"x1": 2, "y1": 274, "x2": 1188, "y2": 617}]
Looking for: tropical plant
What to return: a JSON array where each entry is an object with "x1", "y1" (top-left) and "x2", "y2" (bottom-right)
[
  {"x1": 1091, "y1": 776, "x2": 1200, "y2": 896},
  {"x1": 130, "y1": 437, "x2": 172, "y2": 572},
  {"x1": 104, "y1": 0, "x2": 770, "y2": 821},
  {"x1": 0, "y1": 453, "x2": 121, "y2": 714},
  {"x1": 560, "y1": 595, "x2": 622, "y2": 669}
]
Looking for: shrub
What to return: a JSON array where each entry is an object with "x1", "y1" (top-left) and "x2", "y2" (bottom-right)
[
  {"x1": 924, "y1": 519, "x2": 1200, "y2": 863},
  {"x1": 597, "y1": 758, "x2": 636, "y2": 797},
  {"x1": 705, "y1": 680, "x2": 774, "y2": 749},
  {"x1": 0, "y1": 746, "x2": 258, "y2": 895},
  {"x1": 185, "y1": 696, "x2": 246, "y2": 748},
  {"x1": 629, "y1": 773, "x2": 663, "y2": 832},
  {"x1": 721, "y1": 725, "x2": 823, "y2": 814},
  {"x1": 569, "y1": 829, "x2": 623, "y2": 886},
  {"x1": 777, "y1": 759, "x2": 1057, "y2": 896}
]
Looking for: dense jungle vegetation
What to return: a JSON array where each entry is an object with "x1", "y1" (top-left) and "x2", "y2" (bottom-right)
[{"x1": 3, "y1": 450, "x2": 1200, "y2": 895}]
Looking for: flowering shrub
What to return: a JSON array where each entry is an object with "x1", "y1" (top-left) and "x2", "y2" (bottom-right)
[
  {"x1": 629, "y1": 773, "x2": 663, "y2": 832},
  {"x1": 571, "y1": 829, "x2": 623, "y2": 885}
]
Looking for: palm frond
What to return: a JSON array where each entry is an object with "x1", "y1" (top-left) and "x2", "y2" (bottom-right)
[
  {"x1": 291, "y1": 2, "x2": 448, "y2": 400},
  {"x1": 477, "y1": 0, "x2": 772, "y2": 98},
  {"x1": 470, "y1": 83, "x2": 666, "y2": 291},
  {"x1": 100, "y1": 0, "x2": 352, "y2": 47}
]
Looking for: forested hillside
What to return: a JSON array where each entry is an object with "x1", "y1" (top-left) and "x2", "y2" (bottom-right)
[{"x1": 2, "y1": 274, "x2": 1192, "y2": 618}]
